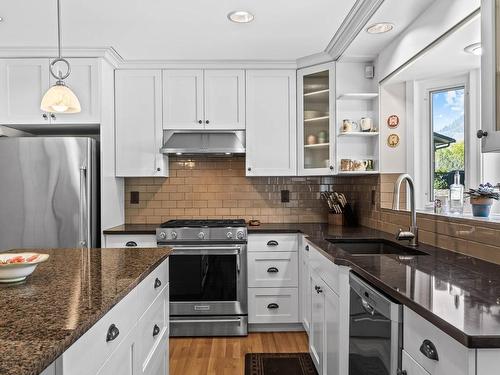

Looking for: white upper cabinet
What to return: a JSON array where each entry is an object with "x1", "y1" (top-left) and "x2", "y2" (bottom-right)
[
  {"x1": 245, "y1": 70, "x2": 297, "y2": 176},
  {"x1": 0, "y1": 59, "x2": 49, "y2": 124},
  {"x1": 163, "y1": 70, "x2": 204, "y2": 130},
  {"x1": 49, "y1": 58, "x2": 100, "y2": 124},
  {"x1": 481, "y1": 0, "x2": 500, "y2": 152},
  {"x1": 162, "y1": 69, "x2": 245, "y2": 130},
  {"x1": 0, "y1": 58, "x2": 100, "y2": 125},
  {"x1": 297, "y1": 62, "x2": 336, "y2": 175},
  {"x1": 115, "y1": 70, "x2": 168, "y2": 177},
  {"x1": 204, "y1": 70, "x2": 245, "y2": 130}
]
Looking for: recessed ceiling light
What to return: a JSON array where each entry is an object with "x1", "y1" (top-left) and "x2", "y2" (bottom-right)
[
  {"x1": 464, "y1": 42, "x2": 482, "y2": 56},
  {"x1": 227, "y1": 11, "x2": 254, "y2": 24},
  {"x1": 366, "y1": 22, "x2": 394, "y2": 34}
]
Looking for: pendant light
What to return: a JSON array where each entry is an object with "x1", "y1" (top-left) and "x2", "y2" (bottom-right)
[{"x1": 40, "y1": 0, "x2": 81, "y2": 113}]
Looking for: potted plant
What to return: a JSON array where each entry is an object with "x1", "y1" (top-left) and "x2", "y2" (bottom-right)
[{"x1": 465, "y1": 183, "x2": 500, "y2": 217}]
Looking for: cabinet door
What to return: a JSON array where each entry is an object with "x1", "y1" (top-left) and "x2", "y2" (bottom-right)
[
  {"x1": 49, "y1": 58, "x2": 100, "y2": 124},
  {"x1": 204, "y1": 70, "x2": 245, "y2": 130},
  {"x1": 401, "y1": 350, "x2": 431, "y2": 375},
  {"x1": 246, "y1": 70, "x2": 297, "y2": 176},
  {"x1": 297, "y1": 62, "x2": 336, "y2": 175},
  {"x1": 324, "y1": 284, "x2": 340, "y2": 375},
  {"x1": 163, "y1": 70, "x2": 204, "y2": 130},
  {"x1": 0, "y1": 59, "x2": 50, "y2": 124},
  {"x1": 96, "y1": 330, "x2": 135, "y2": 375},
  {"x1": 115, "y1": 70, "x2": 167, "y2": 177},
  {"x1": 309, "y1": 272, "x2": 325, "y2": 374},
  {"x1": 481, "y1": 0, "x2": 500, "y2": 152},
  {"x1": 299, "y1": 242, "x2": 311, "y2": 334}
]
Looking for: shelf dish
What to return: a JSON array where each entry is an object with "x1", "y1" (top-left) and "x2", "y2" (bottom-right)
[
  {"x1": 304, "y1": 89, "x2": 329, "y2": 97},
  {"x1": 304, "y1": 143, "x2": 329, "y2": 149},
  {"x1": 337, "y1": 93, "x2": 379, "y2": 100},
  {"x1": 304, "y1": 116, "x2": 329, "y2": 122}
]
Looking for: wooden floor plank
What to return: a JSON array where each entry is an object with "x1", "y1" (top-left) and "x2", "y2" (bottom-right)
[{"x1": 169, "y1": 332, "x2": 309, "y2": 375}]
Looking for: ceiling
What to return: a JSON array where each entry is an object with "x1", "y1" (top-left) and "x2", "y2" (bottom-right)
[
  {"x1": 387, "y1": 16, "x2": 481, "y2": 84},
  {"x1": 341, "y1": 0, "x2": 437, "y2": 62},
  {"x1": 0, "y1": 0, "x2": 357, "y2": 61}
]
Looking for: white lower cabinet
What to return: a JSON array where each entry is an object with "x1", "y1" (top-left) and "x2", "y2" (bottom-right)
[
  {"x1": 248, "y1": 287, "x2": 299, "y2": 324},
  {"x1": 309, "y1": 271, "x2": 326, "y2": 372},
  {"x1": 299, "y1": 239, "x2": 311, "y2": 333},
  {"x1": 104, "y1": 234, "x2": 157, "y2": 248},
  {"x1": 402, "y1": 350, "x2": 431, "y2": 375},
  {"x1": 59, "y1": 259, "x2": 169, "y2": 375}
]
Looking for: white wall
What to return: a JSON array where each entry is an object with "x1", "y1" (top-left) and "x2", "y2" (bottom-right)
[{"x1": 376, "y1": 0, "x2": 480, "y2": 81}]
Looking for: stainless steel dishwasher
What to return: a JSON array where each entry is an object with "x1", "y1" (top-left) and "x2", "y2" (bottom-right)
[{"x1": 349, "y1": 272, "x2": 402, "y2": 375}]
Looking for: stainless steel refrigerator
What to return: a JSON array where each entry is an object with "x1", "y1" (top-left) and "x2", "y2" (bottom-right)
[{"x1": 0, "y1": 137, "x2": 97, "y2": 251}]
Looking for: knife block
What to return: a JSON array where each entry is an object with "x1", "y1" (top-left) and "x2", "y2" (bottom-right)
[{"x1": 328, "y1": 213, "x2": 345, "y2": 226}]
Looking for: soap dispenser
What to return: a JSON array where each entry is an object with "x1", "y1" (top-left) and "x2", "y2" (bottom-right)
[{"x1": 449, "y1": 171, "x2": 464, "y2": 214}]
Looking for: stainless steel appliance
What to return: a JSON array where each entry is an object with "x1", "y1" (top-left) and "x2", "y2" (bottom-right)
[
  {"x1": 349, "y1": 272, "x2": 402, "y2": 375},
  {"x1": 0, "y1": 137, "x2": 97, "y2": 251},
  {"x1": 157, "y1": 219, "x2": 248, "y2": 337}
]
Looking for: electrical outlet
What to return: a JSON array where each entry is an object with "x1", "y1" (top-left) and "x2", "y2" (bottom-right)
[
  {"x1": 130, "y1": 191, "x2": 140, "y2": 204},
  {"x1": 281, "y1": 190, "x2": 290, "y2": 203}
]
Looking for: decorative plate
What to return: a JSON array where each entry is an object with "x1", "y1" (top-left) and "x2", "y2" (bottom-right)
[
  {"x1": 387, "y1": 115, "x2": 400, "y2": 128},
  {"x1": 387, "y1": 134, "x2": 400, "y2": 148},
  {"x1": 0, "y1": 253, "x2": 50, "y2": 283}
]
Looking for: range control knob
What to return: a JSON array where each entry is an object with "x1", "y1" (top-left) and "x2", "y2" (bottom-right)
[
  {"x1": 198, "y1": 232, "x2": 206, "y2": 240},
  {"x1": 170, "y1": 231, "x2": 177, "y2": 240},
  {"x1": 226, "y1": 231, "x2": 234, "y2": 239},
  {"x1": 236, "y1": 231, "x2": 245, "y2": 240},
  {"x1": 158, "y1": 232, "x2": 167, "y2": 240}
]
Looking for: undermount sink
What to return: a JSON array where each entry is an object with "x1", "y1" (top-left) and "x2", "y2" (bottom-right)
[{"x1": 326, "y1": 239, "x2": 429, "y2": 256}]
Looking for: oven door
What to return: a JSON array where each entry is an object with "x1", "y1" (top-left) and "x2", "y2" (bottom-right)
[{"x1": 168, "y1": 244, "x2": 247, "y2": 316}]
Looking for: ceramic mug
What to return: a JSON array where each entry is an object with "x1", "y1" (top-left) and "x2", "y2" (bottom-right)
[
  {"x1": 360, "y1": 117, "x2": 373, "y2": 132},
  {"x1": 341, "y1": 119, "x2": 359, "y2": 133},
  {"x1": 352, "y1": 160, "x2": 368, "y2": 171},
  {"x1": 306, "y1": 134, "x2": 317, "y2": 145},
  {"x1": 340, "y1": 159, "x2": 352, "y2": 171}
]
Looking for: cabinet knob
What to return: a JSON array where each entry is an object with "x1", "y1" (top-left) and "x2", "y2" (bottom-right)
[
  {"x1": 125, "y1": 241, "x2": 137, "y2": 247},
  {"x1": 267, "y1": 240, "x2": 279, "y2": 247},
  {"x1": 198, "y1": 120, "x2": 203, "y2": 124},
  {"x1": 106, "y1": 324, "x2": 120, "y2": 342},
  {"x1": 50, "y1": 113, "x2": 56, "y2": 120},
  {"x1": 329, "y1": 165, "x2": 334, "y2": 170},
  {"x1": 305, "y1": 245, "x2": 309, "y2": 251},
  {"x1": 477, "y1": 129, "x2": 488, "y2": 139},
  {"x1": 42, "y1": 113, "x2": 48, "y2": 120},
  {"x1": 247, "y1": 167, "x2": 252, "y2": 172},
  {"x1": 397, "y1": 370, "x2": 407, "y2": 375},
  {"x1": 156, "y1": 167, "x2": 161, "y2": 172},
  {"x1": 205, "y1": 120, "x2": 209, "y2": 124},
  {"x1": 419, "y1": 339, "x2": 439, "y2": 361},
  {"x1": 154, "y1": 277, "x2": 162, "y2": 289},
  {"x1": 267, "y1": 303, "x2": 279, "y2": 309},
  {"x1": 152, "y1": 324, "x2": 160, "y2": 337},
  {"x1": 267, "y1": 267, "x2": 279, "y2": 273}
]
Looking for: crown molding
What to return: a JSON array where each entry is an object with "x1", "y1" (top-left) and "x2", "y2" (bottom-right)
[
  {"x1": 115, "y1": 59, "x2": 297, "y2": 70},
  {"x1": 325, "y1": 0, "x2": 385, "y2": 61},
  {"x1": 296, "y1": 52, "x2": 334, "y2": 69}
]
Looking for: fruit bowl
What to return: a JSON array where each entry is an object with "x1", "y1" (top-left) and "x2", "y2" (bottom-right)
[{"x1": 0, "y1": 253, "x2": 50, "y2": 283}]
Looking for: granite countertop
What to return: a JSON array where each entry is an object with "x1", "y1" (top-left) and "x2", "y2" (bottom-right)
[
  {"x1": 0, "y1": 247, "x2": 172, "y2": 375},
  {"x1": 103, "y1": 222, "x2": 500, "y2": 348}
]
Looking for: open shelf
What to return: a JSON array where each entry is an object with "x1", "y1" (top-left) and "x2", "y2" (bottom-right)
[
  {"x1": 304, "y1": 89, "x2": 329, "y2": 97},
  {"x1": 338, "y1": 132, "x2": 379, "y2": 137},
  {"x1": 337, "y1": 170, "x2": 379, "y2": 175},
  {"x1": 337, "y1": 93, "x2": 379, "y2": 101},
  {"x1": 304, "y1": 143, "x2": 329, "y2": 149}
]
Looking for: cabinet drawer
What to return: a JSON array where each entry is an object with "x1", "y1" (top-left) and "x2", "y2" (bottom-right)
[
  {"x1": 248, "y1": 251, "x2": 298, "y2": 288},
  {"x1": 137, "y1": 285, "x2": 169, "y2": 373},
  {"x1": 308, "y1": 241, "x2": 339, "y2": 294},
  {"x1": 248, "y1": 287, "x2": 299, "y2": 323},
  {"x1": 62, "y1": 288, "x2": 139, "y2": 375},
  {"x1": 248, "y1": 233, "x2": 298, "y2": 252},
  {"x1": 138, "y1": 259, "x2": 169, "y2": 313},
  {"x1": 403, "y1": 307, "x2": 474, "y2": 375},
  {"x1": 144, "y1": 330, "x2": 169, "y2": 375},
  {"x1": 104, "y1": 234, "x2": 157, "y2": 248},
  {"x1": 402, "y1": 350, "x2": 430, "y2": 375}
]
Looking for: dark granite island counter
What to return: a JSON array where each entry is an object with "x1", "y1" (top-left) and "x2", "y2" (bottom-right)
[{"x1": 0, "y1": 247, "x2": 172, "y2": 375}]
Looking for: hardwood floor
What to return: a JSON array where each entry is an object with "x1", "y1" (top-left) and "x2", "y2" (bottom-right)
[{"x1": 169, "y1": 332, "x2": 309, "y2": 375}]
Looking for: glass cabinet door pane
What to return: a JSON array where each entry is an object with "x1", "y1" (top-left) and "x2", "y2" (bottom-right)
[{"x1": 303, "y1": 70, "x2": 330, "y2": 170}]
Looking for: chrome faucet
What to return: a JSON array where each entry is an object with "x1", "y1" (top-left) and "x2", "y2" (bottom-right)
[{"x1": 392, "y1": 174, "x2": 418, "y2": 247}]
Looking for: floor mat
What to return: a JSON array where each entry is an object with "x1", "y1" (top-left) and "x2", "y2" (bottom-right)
[{"x1": 245, "y1": 353, "x2": 318, "y2": 375}]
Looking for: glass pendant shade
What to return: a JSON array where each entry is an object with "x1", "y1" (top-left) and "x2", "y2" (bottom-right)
[{"x1": 40, "y1": 82, "x2": 81, "y2": 113}]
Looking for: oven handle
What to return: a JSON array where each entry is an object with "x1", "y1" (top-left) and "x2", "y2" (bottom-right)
[
  {"x1": 170, "y1": 318, "x2": 242, "y2": 326},
  {"x1": 171, "y1": 247, "x2": 242, "y2": 256}
]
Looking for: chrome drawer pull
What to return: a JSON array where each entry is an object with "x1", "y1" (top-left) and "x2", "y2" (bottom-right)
[
  {"x1": 420, "y1": 339, "x2": 439, "y2": 361},
  {"x1": 267, "y1": 303, "x2": 279, "y2": 309},
  {"x1": 106, "y1": 324, "x2": 120, "y2": 342},
  {"x1": 305, "y1": 245, "x2": 309, "y2": 251},
  {"x1": 152, "y1": 324, "x2": 160, "y2": 337},
  {"x1": 267, "y1": 240, "x2": 279, "y2": 246},
  {"x1": 125, "y1": 241, "x2": 137, "y2": 247},
  {"x1": 154, "y1": 278, "x2": 162, "y2": 289},
  {"x1": 267, "y1": 267, "x2": 279, "y2": 273}
]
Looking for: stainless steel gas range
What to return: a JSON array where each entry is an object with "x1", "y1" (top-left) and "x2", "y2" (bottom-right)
[{"x1": 156, "y1": 219, "x2": 248, "y2": 337}]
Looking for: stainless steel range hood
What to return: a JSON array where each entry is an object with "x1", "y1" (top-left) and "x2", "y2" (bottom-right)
[{"x1": 160, "y1": 130, "x2": 245, "y2": 155}]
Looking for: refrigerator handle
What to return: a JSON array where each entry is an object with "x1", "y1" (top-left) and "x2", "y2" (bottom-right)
[{"x1": 79, "y1": 166, "x2": 88, "y2": 248}]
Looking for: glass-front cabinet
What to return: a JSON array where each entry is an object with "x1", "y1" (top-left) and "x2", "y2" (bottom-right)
[
  {"x1": 481, "y1": 0, "x2": 500, "y2": 151},
  {"x1": 297, "y1": 62, "x2": 335, "y2": 175}
]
